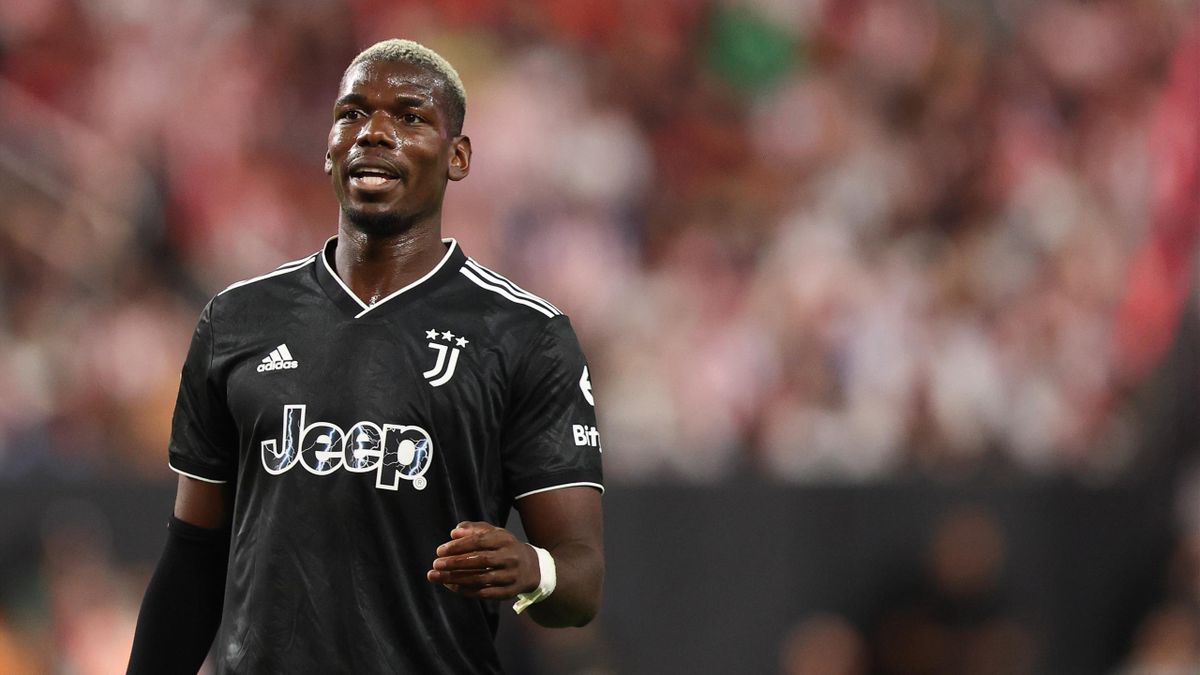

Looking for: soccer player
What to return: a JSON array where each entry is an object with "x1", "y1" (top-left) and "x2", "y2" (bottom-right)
[{"x1": 126, "y1": 39, "x2": 605, "y2": 674}]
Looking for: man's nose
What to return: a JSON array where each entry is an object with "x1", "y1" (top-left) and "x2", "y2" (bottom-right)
[{"x1": 356, "y1": 112, "x2": 396, "y2": 147}]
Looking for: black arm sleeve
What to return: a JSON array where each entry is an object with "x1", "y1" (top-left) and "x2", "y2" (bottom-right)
[{"x1": 126, "y1": 516, "x2": 230, "y2": 675}]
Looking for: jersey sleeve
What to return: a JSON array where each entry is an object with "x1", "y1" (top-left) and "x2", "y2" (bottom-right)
[
  {"x1": 502, "y1": 316, "x2": 604, "y2": 501},
  {"x1": 167, "y1": 300, "x2": 237, "y2": 483}
]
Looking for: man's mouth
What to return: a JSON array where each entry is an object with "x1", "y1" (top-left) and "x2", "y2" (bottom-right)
[{"x1": 348, "y1": 164, "x2": 401, "y2": 191}]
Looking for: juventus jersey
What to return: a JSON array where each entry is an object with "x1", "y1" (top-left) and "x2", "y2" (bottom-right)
[{"x1": 167, "y1": 237, "x2": 604, "y2": 674}]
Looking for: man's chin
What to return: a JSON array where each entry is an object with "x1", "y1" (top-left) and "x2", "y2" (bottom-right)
[{"x1": 341, "y1": 206, "x2": 412, "y2": 236}]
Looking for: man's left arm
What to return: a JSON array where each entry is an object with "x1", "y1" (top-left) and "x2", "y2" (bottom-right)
[
  {"x1": 426, "y1": 486, "x2": 604, "y2": 627},
  {"x1": 428, "y1": 316, "x2": 604, "y2": 624}
]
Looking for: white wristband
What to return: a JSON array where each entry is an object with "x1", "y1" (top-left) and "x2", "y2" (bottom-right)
[{"x1": 512, "y1": 544, "x2": 556, "y2": 614}]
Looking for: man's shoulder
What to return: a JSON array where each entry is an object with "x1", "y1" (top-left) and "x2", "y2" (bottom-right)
[
  {"x1": 196, "y1": 253, "x2": 322, "y2": 339},
  {"x1": 454, "y1": 257, "x2": 565, "y2": 324},
  {"x1": 212, "y1": 253, "x2": 320, "y2": 305}
]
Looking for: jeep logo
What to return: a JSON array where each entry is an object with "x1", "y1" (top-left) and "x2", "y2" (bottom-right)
[{"x1": 260, "y1": 404, "x2": 433, "y2": 491}]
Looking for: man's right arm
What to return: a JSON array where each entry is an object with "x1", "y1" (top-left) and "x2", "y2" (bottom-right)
[{"x1": 126, "y1": 476, "x2": 233, "y2": 675}]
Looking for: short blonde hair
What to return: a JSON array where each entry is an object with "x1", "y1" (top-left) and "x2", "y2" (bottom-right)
[{"x1": 347, "y1": 39, "x2": 467, "y2": 134}]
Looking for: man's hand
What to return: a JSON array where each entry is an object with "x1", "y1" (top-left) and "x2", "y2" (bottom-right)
[
  {"x1": 426, "y1": 521, "x2": 540, "y2": 599},
  {"x1": 429, "y1": 488, "x2": 602, "y2": 626}
]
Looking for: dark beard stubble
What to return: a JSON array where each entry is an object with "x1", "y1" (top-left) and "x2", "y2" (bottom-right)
[{"x1": 340, "y1": 206, "x2": 414, "y2": 237}]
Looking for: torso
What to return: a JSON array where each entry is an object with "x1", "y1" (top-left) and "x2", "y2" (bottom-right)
[{"x1": 168, "y1": 238, "x2": 603, "y2": 674}]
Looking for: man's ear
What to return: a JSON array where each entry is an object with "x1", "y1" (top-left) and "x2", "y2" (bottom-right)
[
  {"x1": 448, "y1": 135, "x2": 471, "y2": 182},
  {"x1": 324, "y1": 152, "x2": 333, "y2": 175}
]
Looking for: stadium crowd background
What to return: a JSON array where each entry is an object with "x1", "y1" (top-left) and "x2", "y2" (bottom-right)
[{"x1": 0, "y1": 0, "x2": 1198, "y2": 672}]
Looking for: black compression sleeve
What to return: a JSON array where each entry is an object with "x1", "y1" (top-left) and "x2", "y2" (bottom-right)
[{"x1": 126, "y1": 516, "x2": 230, "y2": 675}]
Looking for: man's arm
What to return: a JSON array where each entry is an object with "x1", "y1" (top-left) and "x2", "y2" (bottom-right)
[
  {"x1": 426, "y1": 486, "x2": 604, "y2": 627},
  {"x1": 172, "y1": 474, "x2": 234, "y2": 528},
  {"x1": 126, "y1": 476, "x2": 233, "y2": 675}
]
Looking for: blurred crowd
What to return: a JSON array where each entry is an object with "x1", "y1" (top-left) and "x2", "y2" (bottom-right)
[
  {"x1": 778, "y1": 506, "x2": 1200, "y2": 675},
  {"x1": 2, "y1": 0, "x2": 1200, "y2": 672},
  {"x1": 1, "y1": 0, "x2": 1197, "y2": 484}
]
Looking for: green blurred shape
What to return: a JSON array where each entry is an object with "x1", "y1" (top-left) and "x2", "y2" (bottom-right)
[{"x1": 705, "y1": 4, "x2": 798, "y2": 93}]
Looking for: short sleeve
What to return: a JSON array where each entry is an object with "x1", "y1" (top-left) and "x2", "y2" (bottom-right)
[
  {"x1": 502, "y1": 316, "x2": 604, "y2": 501},
  {"x1": 167, "y1": 300, "x2": 238, "y2": 483}
]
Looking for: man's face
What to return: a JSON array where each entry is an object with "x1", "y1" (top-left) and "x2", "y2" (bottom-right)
[{"x1": 326, "y1": 59, "x2": 469, "y2": 233}]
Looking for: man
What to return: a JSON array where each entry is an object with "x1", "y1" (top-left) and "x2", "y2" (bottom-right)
[{"x1": 127, "y1": 39, "x2": 605, "y2": 674}]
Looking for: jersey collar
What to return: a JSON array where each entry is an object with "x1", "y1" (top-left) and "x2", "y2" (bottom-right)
[{"x1": 315, "y1": 235, "x2": 466, "y2": 319}]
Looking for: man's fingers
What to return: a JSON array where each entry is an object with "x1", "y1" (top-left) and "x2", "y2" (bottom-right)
[
  {"x1": 432, "y1": 552, "x2": 499, "y2": 572},
  {"x1": 426, "y1": 564, "x2": 520, "y2": 596},
  {"x1": 430, "y1": 567, "x2": 517, "y2": 589},
  {"x1": 436, "y1": 535, "x2": 493, "y2": 557},
  {"x1": 436, "y1": 526, "x2": 512, "y2": 557},
  {"x1": 431, "y1": 543, "x2": 524, "y2": 578},
  {"x1": 449, "y1": 521, "x2": 491, "y2": 539},
  {"x1": 427, "y1": 523, "x2": 534, "y2": 600}
]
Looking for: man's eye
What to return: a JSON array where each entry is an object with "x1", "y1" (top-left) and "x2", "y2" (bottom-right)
[
  {"x1": 401, "y1": 113, "x2": 422, "y2": 124},
  {"x1": 339, "y1": 110, "x2": 363, "y2": 121}
]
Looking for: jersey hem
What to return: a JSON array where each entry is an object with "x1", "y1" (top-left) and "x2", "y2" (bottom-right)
[
  {"x1": 168, "y1": 457, "x2": 231, "y2": 484},
  {"x1": 513, "y1": 481, "x2": 604, "y2": 500}
]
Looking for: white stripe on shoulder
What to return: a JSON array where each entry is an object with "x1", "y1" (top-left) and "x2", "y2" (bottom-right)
[
  {"x1": 168, "y1": 461, "x2": 229, "y2": 484},
  {"x1": 460, "y1": 267, "x2": 557, "y2": 318},
  {"x1": 274, "y1": 253, "x2": 319, "y2": 271},
  {"x1": 464, "y1": 260, "x2": 562, "y2": 315},
  {"x1": 514, "y1": 482, "x2": 605, "y2": 500},
  {"x1": 218, "y1": 255, "x2": 317, "y2": 296}
]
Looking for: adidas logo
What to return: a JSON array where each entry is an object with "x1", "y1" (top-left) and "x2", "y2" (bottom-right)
[{"x1": 257, "y1": 344, "x2": 299, "y2": 372}]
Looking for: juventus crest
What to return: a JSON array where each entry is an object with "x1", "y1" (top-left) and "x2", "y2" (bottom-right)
[{"x1": 423, "y1": 328, "x2": 468, "y2": 387}]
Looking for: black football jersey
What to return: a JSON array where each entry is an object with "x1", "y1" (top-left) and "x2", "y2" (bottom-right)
[{"x1": 167, "y1": 237, "x2": 604, "y2": 674}]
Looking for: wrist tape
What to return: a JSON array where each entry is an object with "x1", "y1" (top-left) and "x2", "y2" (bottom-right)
[{"x1": 512, "y1": 544, "x2": 556, "y2": 614}]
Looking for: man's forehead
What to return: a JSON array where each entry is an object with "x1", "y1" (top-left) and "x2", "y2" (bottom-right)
[{"x1": 339, "y1": 60, "x2": 446, "y2": 99}]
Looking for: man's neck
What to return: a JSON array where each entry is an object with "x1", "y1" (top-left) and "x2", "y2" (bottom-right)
[{"x1": 333, "y1": 220, "x2": 447, "y2": 307}]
